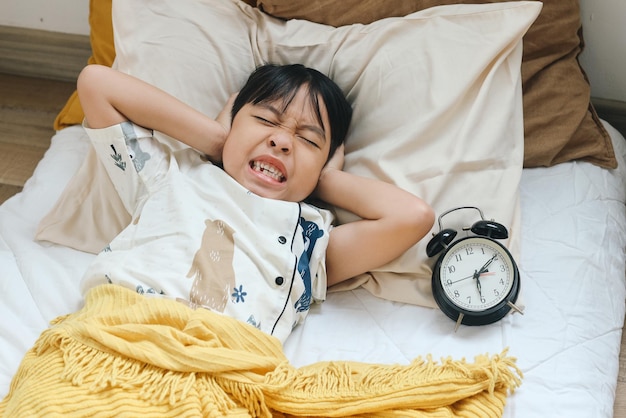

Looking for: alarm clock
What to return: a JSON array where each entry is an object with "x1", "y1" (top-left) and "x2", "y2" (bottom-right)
[{"x1": 426, "y1": 206, "x2": 523, "y2": 330}]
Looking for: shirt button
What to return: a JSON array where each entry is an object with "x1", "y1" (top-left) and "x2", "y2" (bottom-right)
[
  {"x1": 275, "y1": 276, "x2": 284, "y2": 286},
  {"x1": 278, "y1": 236, "x2": 287, "y2": 244}
]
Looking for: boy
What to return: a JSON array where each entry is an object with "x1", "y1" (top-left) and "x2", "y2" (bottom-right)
[{"x1": 76, "y1": 63, "x2": 434, "y2": 342}]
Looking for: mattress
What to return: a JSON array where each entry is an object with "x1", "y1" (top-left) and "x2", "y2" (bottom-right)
[{"x1": 1, "y1": 121, "x2": 625, "y2": 417}]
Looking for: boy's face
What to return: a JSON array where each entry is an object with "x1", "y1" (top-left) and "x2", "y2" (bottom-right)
[{"x1": 222, "y1": 87, "x2": 332, "y2": 202}]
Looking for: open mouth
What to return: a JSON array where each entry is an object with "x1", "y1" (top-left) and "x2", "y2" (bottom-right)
[{"x1": 250, "y1": 160, "x2": 286, "y2": 183}]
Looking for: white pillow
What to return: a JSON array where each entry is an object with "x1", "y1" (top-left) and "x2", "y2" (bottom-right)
[{"x1": 110, "y1": 0, "x2": 539, "y2": 306}]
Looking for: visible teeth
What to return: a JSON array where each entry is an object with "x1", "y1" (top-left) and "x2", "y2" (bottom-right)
[{"x1": 252, "y1": 161, "x2": 285, "y2": 182}]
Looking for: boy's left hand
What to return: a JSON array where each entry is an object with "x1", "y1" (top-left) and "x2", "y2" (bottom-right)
[
  {"x1": 313, "y1": 145, "x2": 344, "y2": 200},
  {"x1": 324, "y1": 144, "x2": 345, "y2": 172}
]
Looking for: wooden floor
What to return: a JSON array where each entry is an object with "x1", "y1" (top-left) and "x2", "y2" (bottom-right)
[
  {"x1": 1, "y1": 72, "x2": 626, "y2": 416},
  {"x1": 0, "y1": 72, "x2": 75, "y2": 203}
]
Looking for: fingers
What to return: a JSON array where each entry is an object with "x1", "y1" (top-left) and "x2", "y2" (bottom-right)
[{"x1": 215, "y1": 93, "x2": 238, "y2": 133}]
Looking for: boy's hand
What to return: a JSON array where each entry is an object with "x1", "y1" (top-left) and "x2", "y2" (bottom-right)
[
  {"x1": 216, "y1": 93, "x2": 237, "y2": 135},
  {"x1": 211, "y1": 93, "x2": 237, "y2": 163},
  {"x1": 325, "y1": 144, "x2": 345, "y2": 172},
  {"x1": 313, "y1": 145, "x2": 345, "y2": 200}
]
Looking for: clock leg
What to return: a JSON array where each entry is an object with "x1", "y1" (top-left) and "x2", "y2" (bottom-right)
[
  {"x1": 507, "y1": 301, "x2": 525, "y2": 315},
  {"x1": 454, "y1": 313, "x2": 465, "y2": 332}
]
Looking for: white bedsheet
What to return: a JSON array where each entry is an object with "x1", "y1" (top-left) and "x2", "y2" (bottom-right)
[{"x1": 1, "y1": 122, "x2": 625, "y2": 417}]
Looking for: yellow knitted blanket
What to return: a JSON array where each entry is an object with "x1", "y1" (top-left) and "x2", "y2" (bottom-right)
[{"x1": 1, "y1": 285, "x2": 522, "y2": 417}]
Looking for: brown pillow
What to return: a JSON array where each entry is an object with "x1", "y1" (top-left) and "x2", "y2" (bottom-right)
[{"x1": 256, "y1": 0, "x2": 617, "y2": 169}]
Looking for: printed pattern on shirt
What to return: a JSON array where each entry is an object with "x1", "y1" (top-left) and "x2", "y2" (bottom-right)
[
  {"x1": 294, "y1": 216, "x2": 324, "y2": 313},
  {"x1": 186, "y1": 219, "x2": 236, "y2": 312},
  {"x1": 122, "y1": 121, "x2": 151, "y2": 172}
]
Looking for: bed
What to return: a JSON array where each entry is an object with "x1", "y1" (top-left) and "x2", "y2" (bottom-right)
[{"x1": 1, "y1": 0, "x2": 625, "y2": 416}]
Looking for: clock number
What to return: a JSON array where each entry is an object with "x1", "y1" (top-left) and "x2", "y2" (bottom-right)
[
  {"x1": 446, "y1": 279, "x2": 453, "y2": 286},
  {"x1": 454, "y1": 290, "x2": 460, "y2": 298},
  {"x1": 494, "y1": 289, "x2": 500, "y2": 297},
  {"x1": 465, "y1": 248, "x2": 474, "y2": 256},
  {"x1": 480, "y1": 295, "x2": 486, "y2": 304},
  {"x1": 447, "y1": 265, "x2": 456, "y2": 274},
  {"x1": 455, "y1": 254, "x2": 462, "y2": 262}
]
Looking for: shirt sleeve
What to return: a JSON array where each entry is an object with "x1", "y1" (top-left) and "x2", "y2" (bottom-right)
[{"x1": 83, "y1": 121, "x2": 170, "y2": 215}]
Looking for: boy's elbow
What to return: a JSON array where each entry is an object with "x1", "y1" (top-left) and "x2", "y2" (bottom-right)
[
  {"x1": 423, "y1": 200, "x2": 436, "y2": 228},
  {"x1": 406, "y1": 198, "x2": 435, "y2": 243},
  {"x1": 76, "y1": 65, "x2": 104, "y2": 117},
  {"x1": 77, "y1": 64, "x2": 103, "y2": 96}
]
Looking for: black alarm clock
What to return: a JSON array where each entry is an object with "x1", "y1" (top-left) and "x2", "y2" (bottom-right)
[{"x1": 426, "y1": 206, "x2": 523, "y2": 330}]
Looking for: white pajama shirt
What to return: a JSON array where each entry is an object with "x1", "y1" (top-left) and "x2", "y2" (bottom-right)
[{"x1": 80, "y1": 122, "x2": 333, "y2": 343}]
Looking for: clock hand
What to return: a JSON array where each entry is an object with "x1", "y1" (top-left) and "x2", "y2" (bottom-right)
[
  {"x1": 449, "y1": 271, "x2": 496, "y2": 285},
  {"x1": 471, "y1": 254, "x2": 498, "y2": 300},
  {"x1": 472, "y1": 269, "x2": 483, "y2": 299},
  {"x1": 450, "y1": 273, "x2": 475, "y2": 284},
  {"x1": 477, "y1": 253, "x2": 498, "y2": 275}
]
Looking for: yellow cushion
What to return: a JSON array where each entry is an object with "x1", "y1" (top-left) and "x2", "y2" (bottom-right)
[{"x1": 53, "y1": 0, "x2": 115, "y2": 130}]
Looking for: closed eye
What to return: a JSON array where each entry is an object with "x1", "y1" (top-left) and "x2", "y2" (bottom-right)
[
  {"x1": 254, "y1": 115, "x2": 277, "y2": 126},
  {"x1": 297, "y1": 134, "x2": 321, "y2": 149},
  {"x1": 254, "y1": 113, "x2": 323, "y2": 149}
]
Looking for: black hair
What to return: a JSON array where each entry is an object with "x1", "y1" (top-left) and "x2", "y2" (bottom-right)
[{"x1": 231, "y1": 64, "x2": 352, "y2": 160}]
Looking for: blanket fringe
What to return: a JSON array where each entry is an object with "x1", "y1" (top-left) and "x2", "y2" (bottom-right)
[
  {"x1": 33, "y1": 329, "x2": 242, "y2": 414},
  {"x1": 2, "y1": 285, "x2": 523, "y2": 418},
  {"x1": 30, "y1": 328, "x2": 277, "y2": 416},
  {"x1": 28, "y1": 326, "x2": 521, "y2": 417},
  {"x1": 262, "y1": 350, "x2": 522, "y2": 416}
]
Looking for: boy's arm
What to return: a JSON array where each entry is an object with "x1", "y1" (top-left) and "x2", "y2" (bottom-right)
[
  {"x1": 316, "y1": 147, "x2": 435, "y2": 287},
  {"x1": 77, "y1": 64, "x2": 230, "y2": 162}
]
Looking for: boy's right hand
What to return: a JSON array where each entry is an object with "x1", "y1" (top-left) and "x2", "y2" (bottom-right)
[
  {"x1": 216, "y1": 93, "x2": 237, "y2": 136},
  {"x1": 209, "y1": 93, "x2": 237, "y2": 164}
]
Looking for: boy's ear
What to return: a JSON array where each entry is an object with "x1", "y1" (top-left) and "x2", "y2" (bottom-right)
[{"x1": 217, "y1": 93, "x2": 238, "y2": 133}]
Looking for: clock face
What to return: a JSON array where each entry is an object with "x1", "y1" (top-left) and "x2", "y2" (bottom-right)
[{"x1": 438, "y1": 236, "x2": 515, "y2": 312}]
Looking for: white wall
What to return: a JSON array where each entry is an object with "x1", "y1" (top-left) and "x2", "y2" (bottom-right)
[
  {"x1": 578, "y1": 0, "x2": 626, "y2": 102},
  {"x1": 0, "y1": 0, "x2": 89, "y2": 35},
  {"x1": 1, "y1": 0, "x2": 624, "y2": 102}
]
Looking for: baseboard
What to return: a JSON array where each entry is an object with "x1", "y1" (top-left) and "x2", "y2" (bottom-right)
[{"x1": 0, "y1": 25, "x2": 91, "y2": 82}]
